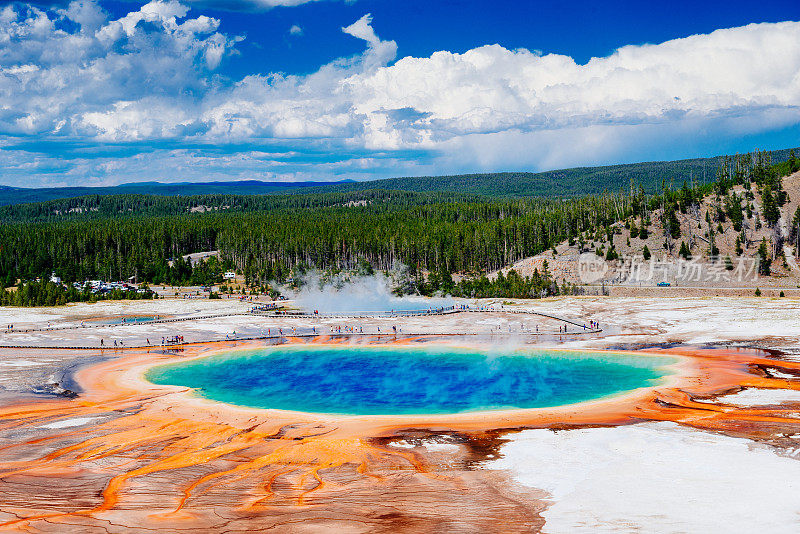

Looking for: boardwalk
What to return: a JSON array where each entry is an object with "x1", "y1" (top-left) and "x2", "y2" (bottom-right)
[{"x1": 0, "y1": 305, "x2": 601, "y2": 350}]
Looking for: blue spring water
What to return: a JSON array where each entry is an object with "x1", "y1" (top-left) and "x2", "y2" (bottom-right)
[
  {"x1": 88, "y1": 315, "x2": 160, "y2": 325},
  {"x1": 145, "y1": 346, "x2": 674, "y2": 415}
]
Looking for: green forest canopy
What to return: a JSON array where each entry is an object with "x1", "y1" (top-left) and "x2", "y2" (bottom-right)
[{"x1": 0, "y1": 148, "x2": 798, "y2": 302}]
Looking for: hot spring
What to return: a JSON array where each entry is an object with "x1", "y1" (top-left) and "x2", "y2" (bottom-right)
[
  {"x1": 145, "y1": 346, "x2": 675, "y2": 415},
  {"x1": 88, "y1": 315, "x2": 161, "y2": 325}
]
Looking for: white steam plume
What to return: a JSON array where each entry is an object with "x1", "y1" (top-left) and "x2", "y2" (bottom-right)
[{"x1": 283, "y1": 270, "x2": 454, "y2": 314}]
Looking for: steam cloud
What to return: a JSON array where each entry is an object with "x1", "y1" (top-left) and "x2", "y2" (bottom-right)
[{"x1": 283, "y1": 270, "x2": 455, "y2": 314}]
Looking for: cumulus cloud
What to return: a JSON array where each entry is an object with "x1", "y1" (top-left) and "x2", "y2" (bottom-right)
[
  {"x1": 1, "y1": 1, "x2": 800, "y2": 186},
  {"x1": 0, "y1": 0, "x2": 240, "y2": 141},
  {"x1": 344, "y1": 22, "x2": 800, "y2": 151},
  {"x1": 342, "y1": 13, "x2": 397, "y2": 68},
  {"x1": 288, "y1": 23, "x2": 302, "y2": 36}
]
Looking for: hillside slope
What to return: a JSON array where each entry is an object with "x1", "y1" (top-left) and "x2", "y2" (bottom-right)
[{"x1": 495, "y1": 169, "x2": 800, "y2": 290}]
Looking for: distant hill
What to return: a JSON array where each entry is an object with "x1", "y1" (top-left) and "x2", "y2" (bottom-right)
[
  {"x1": 2, "y1": 147, "x2": 797, "y2": 206},
  {"x1": 0, "y1": 180, "x2": 354, "y2": 207},
  {"x1": 317, "y1": 148, "x2": 799, "y2": 198}
]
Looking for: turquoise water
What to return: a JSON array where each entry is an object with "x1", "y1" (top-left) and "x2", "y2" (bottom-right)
[
  {"x1": 89, "y1": 315, "x2": 160, "y2": 325},
  {"x1": 145, "y1": 346, "x2": 674, "y2": 415}
]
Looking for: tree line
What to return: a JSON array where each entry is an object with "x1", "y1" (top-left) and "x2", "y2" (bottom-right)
[
  {"x1": 1, "y1": 148, "x2": 797, "y2": 303},
  {"x1": 0, "y1": 190, "x2": 632, "y2": 289},
  {"x1": 0, "y1": 280, "x2": 155, "y2": 307}
]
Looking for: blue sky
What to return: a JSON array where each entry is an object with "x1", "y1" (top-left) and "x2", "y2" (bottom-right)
[
  {"x1": 1, "y1": 0, "x2": 799, "y2": 187},
  {"x1": 188, "y1": 0, "x2": 800, "y2": 76}
]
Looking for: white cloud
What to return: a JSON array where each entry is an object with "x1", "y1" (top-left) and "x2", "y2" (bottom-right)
[
  {"x1": 289, "y1": 24, "x2": 302, "y2": 36},
  {"x1": 342, "y1": 13, "x2": 397, "y2": 69},
  {"x1": 58, "y1": 0, "x2": 106, "y2": 32},
  {"x1": 0, "y1": 141, "x2": 428, "y2": 187},
  {"x1": 200, "y1": 18, "x2": 800, "y2": 153},
  {"x1": 0, "y1": 1, "x2": 240, "y2": 140},
  {"x1": 1, "y1": 2, "x2": 800, "y2": 186},
  {"x1": 345, "y1": 21, "x2": 800, "y2": 150}
]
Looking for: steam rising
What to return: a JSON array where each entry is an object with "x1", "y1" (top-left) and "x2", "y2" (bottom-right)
[{"x1": 283, "y1": 271, "x2": 454, "y2": 313}]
